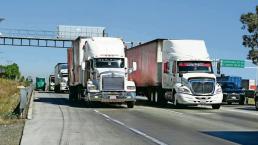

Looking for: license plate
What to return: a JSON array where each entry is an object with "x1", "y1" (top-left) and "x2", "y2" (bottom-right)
[
  {"x1": 232, "y1": 96, "x2": 236, "y2": 99},
  {"x1": 110, "y1": 95, "x2": 117, "y2": 99},
  {"x1": 200, "y1": 100, "x2": 206, "y2": 104}
]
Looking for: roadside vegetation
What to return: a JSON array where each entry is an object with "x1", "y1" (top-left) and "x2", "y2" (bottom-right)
[
  {"x1": 0, "y1": 78, "x2": 20, "y2": 124},
  {"x1": 0, "y1": 63, "x2": 31, "y2": 145}
]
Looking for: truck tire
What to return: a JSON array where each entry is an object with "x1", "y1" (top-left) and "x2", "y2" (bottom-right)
[
  {"x1": 157, "y1": 90, "x2": 167, "y2": 106},
  {"x1": 127, "y1": 101, "x2": 135, "y2": 108},
  {"x1": 239, "y1": 96, "x2": 245, "y2": 105},
  {"x1": 68, "y1": 87, "x2": 74, "y2": 103},
  {"x1": 212, "y1": 104, "x2": 221, "y2": 109}
]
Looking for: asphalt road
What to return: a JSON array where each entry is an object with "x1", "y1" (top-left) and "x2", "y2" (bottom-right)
[{"x1": 20, "y1": 92, "x2": 258, "y2": 145}]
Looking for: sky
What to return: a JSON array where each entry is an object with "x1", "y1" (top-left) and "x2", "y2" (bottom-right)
[{"x1": 0, "y1": 0, "x2": 257, "y2": 81}]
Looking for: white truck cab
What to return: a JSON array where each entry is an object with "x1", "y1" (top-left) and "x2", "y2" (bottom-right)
[{"x1": 163, "y1": 40, "x2": 223, "y2": 109}]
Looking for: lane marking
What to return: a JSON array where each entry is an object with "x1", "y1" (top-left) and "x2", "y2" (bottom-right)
[{"x1": 94, "y1": 110, "x2": 168, "y2": 145}]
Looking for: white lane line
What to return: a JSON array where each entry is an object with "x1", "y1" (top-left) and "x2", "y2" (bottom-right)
[
  {"x1": 94, "y1": 110, "x2": 168, "y2": 145},
  {"x1": 221, "y1": 107, "x2": 258, "y2": 116}
]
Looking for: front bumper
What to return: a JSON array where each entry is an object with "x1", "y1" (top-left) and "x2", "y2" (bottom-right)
[
  {"x1": 176, "y1": 93, "x2": 223, "y2": 105},
  {"x1": 60, "y1": 86, "x2": 68, "y2": 91},
  {"x1": 223, "y1": 93, "x2": 242, "y2": 102},
  {"x1": 86, "y1": 91, "x2": 136, "y2": 103}
]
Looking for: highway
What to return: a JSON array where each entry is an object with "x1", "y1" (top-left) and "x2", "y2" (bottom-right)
[{"x1": 20, "y1": 92, "x2": 258, "y2": 145}]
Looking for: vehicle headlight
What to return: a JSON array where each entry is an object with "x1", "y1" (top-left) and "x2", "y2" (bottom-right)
[
  {"x1": 178, "y1": 87, "x2": 191, "y2": 94},
  {"x1": 215, "y1": 87, "x2": 222, "y2": 94},
  {"x1": 88, "y1": 84, "x2": 96, "y2": 90}
]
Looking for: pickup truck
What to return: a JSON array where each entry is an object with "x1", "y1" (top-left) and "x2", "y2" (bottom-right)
[{"x1": 219, "y1": 81, "x2": 245, "y2": 105}]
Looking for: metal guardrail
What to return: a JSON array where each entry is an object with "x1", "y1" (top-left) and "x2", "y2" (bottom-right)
[{"x1": 19, "y1": 85, "x2": 33, "y2": 118}]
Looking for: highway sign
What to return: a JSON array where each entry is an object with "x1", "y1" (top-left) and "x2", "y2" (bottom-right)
[{"x1": 220, "y1": 59, "x2": 245, "y2": 68}]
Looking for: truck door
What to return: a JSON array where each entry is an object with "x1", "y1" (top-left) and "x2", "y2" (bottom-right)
[
  {"x1": 163, "y1": 60, "x2": 174, "y2": 88},
  {"x1": 167, "y1": 59, "x2": 176, "y2": 88}
]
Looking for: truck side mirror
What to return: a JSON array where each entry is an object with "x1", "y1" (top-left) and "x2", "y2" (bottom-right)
[
  {"x1": 124, "y1": 58, "x2": 128, "y2": 69},
  {"x1": 81, "y1": 61, "x2": 86, "y2": 71},
  {"x1": 179, "y1": 72, "x2": 183, "y2": 77}
]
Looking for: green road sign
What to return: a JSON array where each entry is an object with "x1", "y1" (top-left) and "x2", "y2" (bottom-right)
[{"x1": 220, "y1": 59, "x2": 245, "y2": 68}]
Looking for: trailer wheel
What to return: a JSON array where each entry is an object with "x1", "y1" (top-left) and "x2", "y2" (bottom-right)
[
  {"x1": 127, "y1": 101, "x2": 135, "y2": 108},
  {"x1": 212, "y1": 104, "x2": 221, "y2": 109},
  {"x1": 68, "y1": 87, "x2": 74, "y2": 102},
  {"x1": 156, "y1": 89, "x2": 167, "y2": 106}
]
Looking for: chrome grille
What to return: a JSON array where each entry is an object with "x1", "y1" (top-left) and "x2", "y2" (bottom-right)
[
  {"x1": 190, "y1": 79, "x2": 214, "y2": 95},
  {"x1": 102, "y1": 77, "x2": 124, "y2": 91}
]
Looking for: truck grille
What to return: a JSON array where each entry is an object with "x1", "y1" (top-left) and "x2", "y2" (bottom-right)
[
  {"x1": 102, "y1": 77, "x2": 124, "y2": 91},
  {"x1": 190, "y1": 79, "x2": 214, "y2": 95}
]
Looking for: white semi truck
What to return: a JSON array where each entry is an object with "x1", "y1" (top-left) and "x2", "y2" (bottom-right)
[
  {"x1": 126, "y1": 39, "x2": 223, "y2": 109},
  {"x1": 48, "y1": 75, "x2": 55, "y2": 91},
  {"x1": 68, "y1": 37, "x2": 136, "y2": 108},
  {"x1": 54, "y1": 63, "x2": 69, "y2": 93}
]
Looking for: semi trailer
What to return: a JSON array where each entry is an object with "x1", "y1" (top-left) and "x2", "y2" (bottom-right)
[
  {"x1": 54, "y1": 63, "x2": 69, "y2": 93},
  {"x1": 68, "y1": 37, "x2": 136, "y2": 108},
  {"x1": 126, "y1": 39, "x2": 223, "y2": 109}
]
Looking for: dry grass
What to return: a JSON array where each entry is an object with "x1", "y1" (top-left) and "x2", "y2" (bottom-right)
[{"x1": 0, "y1": 78, "x2": 20, "y2": 124}]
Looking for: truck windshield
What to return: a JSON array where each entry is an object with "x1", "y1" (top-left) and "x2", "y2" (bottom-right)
[
  {"x1": 94, "y1": 58, "x2": 124, "y2": 68},
  {"x1": 50, "y1": 77, "x2": 55, "y2": 83},
  {"x1": 60, "y1": 64, "x2": 67, "y2": 69},
  {"x1": 177, "y1": 61, "x2": 213, "y2": 73}
]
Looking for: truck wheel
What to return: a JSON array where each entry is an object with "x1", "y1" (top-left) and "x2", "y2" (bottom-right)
[
  {"x1": 239, "y1": 96, "x2": 245, "y2": 105},
  {"x1": 212, "y1": 104, "x2": 221, "y2": 109},
  {"x1": 157, "y1": 90, "x2": 167, "y2": 106},
  {"x1": 127, "y1": 101, "x2": 135, "y2": 108},
  {"x1": 227, "y1": 102, "x2": 232, "y2": 105}
]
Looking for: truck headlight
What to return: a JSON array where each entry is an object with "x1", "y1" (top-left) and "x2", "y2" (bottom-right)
[
  {"x1": 88, "y1": 84, "x2": 96, "y2": 90},
  {"x1": 215, "y1": 88, "x2": 222, "y2": 94},
  {"x1": 178, "y1": 87, "x2": 191, "y2": 94}
]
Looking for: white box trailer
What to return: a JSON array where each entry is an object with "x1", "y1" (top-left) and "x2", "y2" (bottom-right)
[{"x1": 126, "y1": 39, "x2": 223, "y2": 109}]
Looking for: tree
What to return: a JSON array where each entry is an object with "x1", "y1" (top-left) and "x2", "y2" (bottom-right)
[
  {"x1": 4, "y1": 63, "x2": 20, "y2": 80},
  {"x1": 240, "y1": 6, "x2": 258, "y2": 64}
]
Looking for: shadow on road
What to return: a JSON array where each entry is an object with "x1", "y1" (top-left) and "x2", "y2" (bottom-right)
[
  {"x1": 203, "y1": 131, "x2": 258, "y2": 145},
  {"x1": 34, "y1": 97, "x2": 127, "y2": 109},
  {"x1": 235, "y1": 106, "x2": 257, "y2": 111},
  {"x1": 135, "y1": 100, "x2": 214, "y2": 110}
]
